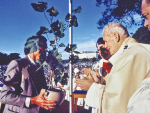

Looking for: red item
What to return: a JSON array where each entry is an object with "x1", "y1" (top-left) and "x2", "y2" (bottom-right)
[{"x1": 103, "y1": 62, "x2": 113, "y2": 74}]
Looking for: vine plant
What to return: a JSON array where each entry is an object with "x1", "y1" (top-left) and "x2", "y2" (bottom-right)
[{"x1": 31, "y1": 2, "x2": 81, "y2": 88}]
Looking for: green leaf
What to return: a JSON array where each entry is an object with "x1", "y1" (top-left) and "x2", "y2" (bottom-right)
[
  {"x1": 31, "y1": 2, "x2": 47, "y2": 12},
  {"x1": 64, "y1": 44, "x2": 71, "y2": 53},
  {"x1": 72, "y1": 6, "x2": 82, "y2": 13},
  {"x1": 30, "y1": 44, "x2": 37, "y2": 53},
  {"x1": 24, "y1": 42, "x2": 35, "y2": 49},
  {"x1": 36, "y1": 27, "x2": 49, "y2": 36},
  {"x1": 59, "y1": 43, "x2": 65, "y2": 47},
  {"x1": 50, "y1": 20, "x2": 59, "y2": 33},
  {"x1": 50, "y1": 41, "x2": 54, "y2": 44},
  {"x1": 42, "y1": 61, "x2": 48, "y2": 65},
  {"x1": 59, "y1": 21, "x2": 65, "y2": 32},
  {"x1": 65, "y1": 13, "x2": 70, "y2": 21},
  {"x1": 69, "y1": 15, "x2": 78, "y2": 27},
  {"x1": 54, "y1": 30, "x2": 65, "y2": 38},
  {"x1": 56, "y1": 54, "x2": 62, "y2": 60},
  {"x1": 53, "y1": 49, "x2": 59, "y2": 57},
  {"x1": 46, "y1": 7, "x2": 59, "y2": 17},
  {"x1": 64, "y1": 44, "x2": 77, "y2": 53},
  {"x1": 50, "y1": 44, "x2": 55, "y2": 46},
  {"x1": 71, "y1": 44, "x2": 77, "y2": 51}
]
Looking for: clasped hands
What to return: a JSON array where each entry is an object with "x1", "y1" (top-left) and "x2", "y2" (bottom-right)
[
  {"x1": 75, "y1": 68, "x2": 102, "y2": 90},
  {"x1": 31, "y1": 89, "x2": 56, "y2": 110}
]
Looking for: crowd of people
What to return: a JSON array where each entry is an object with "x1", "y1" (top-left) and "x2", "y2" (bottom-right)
[{"x1": 1, "y1": 0, "x2": 150, "y2": 112}]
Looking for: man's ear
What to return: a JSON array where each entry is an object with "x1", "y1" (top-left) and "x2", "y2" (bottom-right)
[{"x1": 114, "y1": 32, "x2": 120, "y2": 42}]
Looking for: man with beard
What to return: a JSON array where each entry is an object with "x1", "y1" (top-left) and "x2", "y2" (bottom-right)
[{"x1": 0, "y1": 36, "x2": 56, "y2": 113}]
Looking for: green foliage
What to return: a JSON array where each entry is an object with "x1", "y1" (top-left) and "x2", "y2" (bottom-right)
[
  {"x1": 69, "y1": 55, "x2": 79, "y2": 64},
  {"x1": 65, "y1": 13, "x2": 70, "y2": 21},
  {"x1": 24, "y1": 38, "x2": 39, "y2": 53},
  {"x1": 132, "y1": 27, "x2": 150, "y2": 44},
  {"x1": 59, "y1": 43, "x2": 65, "y2": 47},
  {"x1": 0, "y1": 52, "x2": 21, "y2": 65},
  {"x1": 49, "y1": 20, "x2": 65, "y2": 38},
  {"x1": 47, "y1": 7, "x2": 59, "y2": 17},
  {"x1": 36, "y1": 27, "x2": 49, "y2": 36},
  {"x1": 72, "y1": 6, "x2": 82, "y2": 13},
  {"x1": 96, "y1": 0, "x2": 143, "y2": 29},
  {"x1": 64, "y1": 44, "x2": 77, "y2": 53},
  {"x1": 46, "y1": 48, "x2": 63, "y2": 70},
  {"x1": 31, "y1": 2, "x2": 47, "y2": 12},
  {"x1": 69, "y1": 15, "x2": 78, "y2": 27},
  {"x1": 31, "y1": 2, "x2": 81, "y2": 85}
]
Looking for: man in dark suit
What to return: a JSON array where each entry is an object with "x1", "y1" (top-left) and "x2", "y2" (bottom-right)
[{"x1": 0, "y1": 36, "x2": 56, "y2": 113}]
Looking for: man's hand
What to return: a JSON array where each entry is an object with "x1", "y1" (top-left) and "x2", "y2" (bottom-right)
[
  {"x1": 75, "y1": 78, "x2": 94, "y2": 90},
  {"x1": 81, "y1": 68, "x2": 91, "y2": 76},
  {"x1": 82, "y1": 68, "x2": 101, "y2": 83},
  {"x1": 31, "y1": 89, "x2": 56, "y2": 110}
]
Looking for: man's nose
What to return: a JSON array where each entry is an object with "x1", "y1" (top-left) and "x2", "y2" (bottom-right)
[
  {"x1": 104, "y1": 44, "x2": 107, "y2": 48},
  {"x1": 144, "y1": 19, "x2": 148, "y2": 27}
]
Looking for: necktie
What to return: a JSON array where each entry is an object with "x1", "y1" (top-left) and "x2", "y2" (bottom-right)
[{"x1": 102, "y1": 62, "x2": 113, "y2": 75}]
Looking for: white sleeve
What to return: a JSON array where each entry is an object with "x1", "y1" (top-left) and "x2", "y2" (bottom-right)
[
  {"x1": 85, "y1": 83, "x2": 102, "y2": 108},
  {"x1": 127, "y1": 78, "x2": 150, "y2": 113},
  {"x1": 25, "y1": 97, "x2": 31, "y2": 108}
]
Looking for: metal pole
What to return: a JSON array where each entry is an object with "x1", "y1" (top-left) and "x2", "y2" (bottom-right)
[{"x1": 69, "y1": 0, "x2": 73, "y2": 113}]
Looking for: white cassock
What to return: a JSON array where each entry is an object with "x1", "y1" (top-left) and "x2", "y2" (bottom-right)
[
  {"x1": 86, "y1": 37, "x2": 150, "y2": 113},
  {"x1": 127, "y1": 77, "x2": 150, "y2": 113}
]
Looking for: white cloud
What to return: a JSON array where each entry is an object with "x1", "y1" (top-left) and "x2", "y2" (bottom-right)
[{"x1": 76, "y1": 39, "x2": 97, "y2": 52}]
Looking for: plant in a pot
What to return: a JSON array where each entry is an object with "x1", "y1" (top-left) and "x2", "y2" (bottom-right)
[{"x1": 31, "y1": 2, "x2": 81, "y2": 107}]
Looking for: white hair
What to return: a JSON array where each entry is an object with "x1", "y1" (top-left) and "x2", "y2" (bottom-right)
[
  {"x1": 103, "y1": 23, "x2": 129, "y2": 38},
  {"x1": 145, "y1": 0, "x2": 150, "y2": 5}
]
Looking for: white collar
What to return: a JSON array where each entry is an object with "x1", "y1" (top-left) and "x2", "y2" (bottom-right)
[
  {"x1": 27, "y1": 54, "x2": 36, "y2": 65},
  {"x1": 108, "y1": 38, "x2": 130, "y2": 65}
]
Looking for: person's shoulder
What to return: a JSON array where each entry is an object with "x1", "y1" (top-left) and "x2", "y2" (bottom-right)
[{"x1": 9, "y1": 56, "x2": 30, "y2": 70}]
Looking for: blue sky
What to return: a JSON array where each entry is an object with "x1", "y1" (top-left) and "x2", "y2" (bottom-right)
[{"x1": 0, "y1": 0, "x2": 143, "y2": 59}]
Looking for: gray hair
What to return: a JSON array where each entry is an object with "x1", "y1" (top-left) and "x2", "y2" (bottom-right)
[
  {"x1": 145, "y1": 0, "x2": 150, "y2": 4},
  {"x1": 103, "y1": 23, "x2": 129, "y2": 38}
]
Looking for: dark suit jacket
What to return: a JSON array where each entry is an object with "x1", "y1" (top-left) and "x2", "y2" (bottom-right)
[{"x1": 0, "y1": 56, "x2": 48, "y2": 113}]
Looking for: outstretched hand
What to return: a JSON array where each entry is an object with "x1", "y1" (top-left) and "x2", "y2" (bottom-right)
[
  {"x1": 75, "y1": 73, "x2": 95, "y2": 91},
  {"x1": 82, "y1": 68, "x2": 101, "y2": 83},
  {"x1": 30, "y1": 89, "x2": 56, "y2": 110}
]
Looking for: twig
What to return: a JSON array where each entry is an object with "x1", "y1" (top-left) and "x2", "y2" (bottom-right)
[{"x1": 44, "y1": 11, "x2": 51, "y2": 25}]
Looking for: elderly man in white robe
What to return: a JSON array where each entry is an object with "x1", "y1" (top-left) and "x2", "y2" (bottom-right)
[{"x1": 75, "y1": 22, "x2": 150, "y2": 113}]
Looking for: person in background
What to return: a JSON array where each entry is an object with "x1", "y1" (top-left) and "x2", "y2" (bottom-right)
[{"x1": 0, "y1": 36, "x2": 56, "y2": 113}]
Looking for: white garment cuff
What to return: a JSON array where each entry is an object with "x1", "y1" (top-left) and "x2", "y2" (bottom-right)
[
  {"x1": 25, "y1": 97, "x2": 31, "y2": 108},
  {"x1": 86, "y1": 83, "x2": 102, "y2": 108}
]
